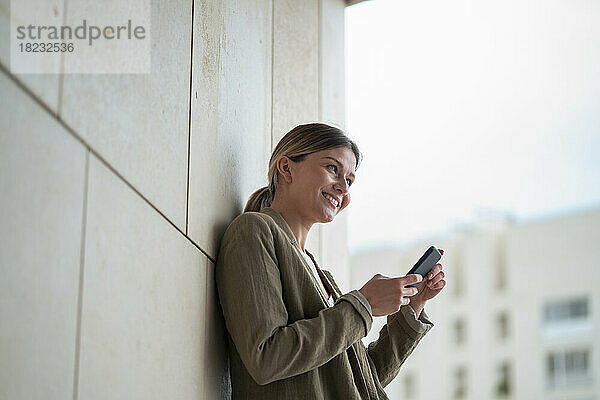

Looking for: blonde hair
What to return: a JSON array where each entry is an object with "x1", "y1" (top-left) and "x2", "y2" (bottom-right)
[{"x1": 244, "y1": 123, "x2": 362, "y2": 213}]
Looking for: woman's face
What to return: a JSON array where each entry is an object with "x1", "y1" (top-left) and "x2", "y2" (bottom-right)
[{"x1": 285, "y1": 147, "x2": 356, "y2": 224}]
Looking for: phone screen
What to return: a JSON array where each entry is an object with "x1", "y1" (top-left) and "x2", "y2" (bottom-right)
[{"x1": 406, "y1": 246, "x2": 441, "y2": 287}]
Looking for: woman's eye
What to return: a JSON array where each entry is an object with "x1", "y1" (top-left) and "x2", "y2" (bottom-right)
[{"x1": 328, "y1": 165, "x2": 352, "y2": 186}]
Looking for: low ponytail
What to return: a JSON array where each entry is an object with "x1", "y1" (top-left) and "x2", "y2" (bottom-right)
[{"x1": 244, "y1": 186, "x2": 272, "y2": 213}]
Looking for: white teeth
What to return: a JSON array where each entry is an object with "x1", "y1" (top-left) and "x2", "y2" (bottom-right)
[{"x1": 322, "y1": 193, "x2": 338, "y2": 208}]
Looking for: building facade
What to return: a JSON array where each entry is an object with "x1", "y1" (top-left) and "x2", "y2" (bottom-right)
[{"x1": 350, "y1": 208, "x2": 599, "y2": 400}]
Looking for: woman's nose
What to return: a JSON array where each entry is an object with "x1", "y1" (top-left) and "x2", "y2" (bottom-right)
[{"x1": 334, "y1": 179, "x2": 349, "y2": 196}]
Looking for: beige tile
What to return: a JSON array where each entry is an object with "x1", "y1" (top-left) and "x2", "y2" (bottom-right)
[
  {"x1": 319, "y1": 0, "x2": 346, "y2": 128},
  {"x1": 306, "y1": 224, "x2": 322, "y2": 263},
  {"x1": 321, "y1": 213, "x2": 351, "y2": 292},
  {"x1": 319, "y1": 0, "x2": 350, "y2": 292},
  {"x1": 60, "y1": 1, "x2": 150, "y2": 74},
  {"x1": 270, "y1": 0, "x2": 321, "y2": 261},
  {"x1": 61, "y1": 0, "x2": 192, "y2": 231},
  {"x1": 203, "y1": 260, "x2": 231, "y2": 398},
  {"x1": 188, "y1": 0, "x2": 272, "y2": 258},
  {"x1": 0, "y1": 0, "x2": 62, "y2": 111},
  {"x1": 272, "y1": 0, "x2": 319, "y2": 143},
  {"x1": 78, "y1": 155, "x2": 206, "y2": 399},
  {"x1": 0, "y1": 71, "x2": 86, "y2": 399}
]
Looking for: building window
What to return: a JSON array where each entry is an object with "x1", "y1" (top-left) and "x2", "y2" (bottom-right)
[
  {"x1": 543, "y1": 297, "x2": 590, "y2": 338},
  {"x1": 546, "y1": 348, "x2": 591, "y2": 389},
  {"x1": 495, "y1": 238, "x2": 507, "y2": 291},
  {"x1": 403, "y1": 373, "x2": 415, "y2": 399},
  {"x1": 497, "y1": 312, "x2": 509, "y2": 340},
  {"x1": 453, "y1": 253, "x2": 464, "y2": 297},
  {"x1": 454, "y1": 318, "x2": 466, "y2": 346},
  {"x1": 453, "y1": 367, "x2": 467, "y2": 400},
  {"x1": 544, "y1": 298, "x2": 588, "y2": 323},
  {"x1": 495, "y1": 361, "x2": 512, "y2": 398}
]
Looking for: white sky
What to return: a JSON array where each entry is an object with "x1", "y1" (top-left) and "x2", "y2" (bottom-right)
[{"x1": 345, "y1": 0, "x2": 600, "y2": 254}]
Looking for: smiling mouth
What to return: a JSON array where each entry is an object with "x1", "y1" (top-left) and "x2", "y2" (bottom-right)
[{"x1": 322, "y1": 192, "x2": 339, "y2": 209}]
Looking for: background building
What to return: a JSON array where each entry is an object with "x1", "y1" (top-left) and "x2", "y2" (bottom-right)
[{"x1": 350, "y1": 207, "x2": 600, "y2": 400}]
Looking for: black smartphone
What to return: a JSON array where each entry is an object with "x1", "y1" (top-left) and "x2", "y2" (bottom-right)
[{"x1": 406, "y1": 246, "x2": 442, "y2": 287}]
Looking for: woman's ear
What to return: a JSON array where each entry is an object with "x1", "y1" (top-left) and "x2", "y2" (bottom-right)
[{"x1": 276, "y1": 156, "x2": 294, "y2": 184}]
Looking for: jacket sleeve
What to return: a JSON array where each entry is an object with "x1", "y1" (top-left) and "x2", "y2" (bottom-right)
[
  {"x1": 365, "y1": 303, "x2": 434, "y2": 388},
  {"x1": 215, "y1": 213, "x2": 373, "y2": 385}
]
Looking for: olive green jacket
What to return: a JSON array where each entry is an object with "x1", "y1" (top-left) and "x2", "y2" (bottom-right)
[{"x1": 215, "y1": 206, "x2": 434, "y2": 399}]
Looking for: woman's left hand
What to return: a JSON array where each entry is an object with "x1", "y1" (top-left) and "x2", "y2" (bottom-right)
[{"x1": 412, "y1": 261, "x2": 446, "y2": 304}]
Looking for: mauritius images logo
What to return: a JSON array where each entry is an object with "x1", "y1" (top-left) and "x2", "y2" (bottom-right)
[{"x1": 10, "y1": 0, "x2": 151, "y2": 74}]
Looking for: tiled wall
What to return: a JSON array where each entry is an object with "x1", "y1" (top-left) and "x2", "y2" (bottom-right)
[{"x1": 0, "y1": 0, "x2": 350, "y2": 398}]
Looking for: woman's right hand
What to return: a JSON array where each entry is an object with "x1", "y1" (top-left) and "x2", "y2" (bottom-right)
[{"x1": 358, "y1": 273, "x2": 423, "y2": 317}]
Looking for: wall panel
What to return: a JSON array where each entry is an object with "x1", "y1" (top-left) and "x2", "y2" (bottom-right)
[
  {"x1": 272, "y1": 0, "x2": 319, "y2": 142},
  {"x1": 78, "y1": 155, "x2": 207, "y2": 399},
  {"x1": 204, "y1": 260, "x2": 231, "y2": 399},
  {"x1": 319, "y1": 0, "x2": 351, "y2": 292},
  {"x1": 272, "y1": 0, "x2": 322, "y2": 261},
  {"x1": 60, "y1": 0, "x2": 192, "y2": 231},
  {"x1": 0, "y1": 71, "x2": 86, "y2": 400},
  {"x1": 0, "y1": 0, "x2": 62, "y2": 111},
  {"x1": 188, "y1": 0, "x2": 272, "y2": 259}
]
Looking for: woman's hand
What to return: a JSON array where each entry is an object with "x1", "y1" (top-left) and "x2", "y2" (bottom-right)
[
  {"x1": 358, "y1": 273, "x2": 423, "y2": 317},
  {"x1": 409, "y1": 251, "x2": 446, "y2": 317},
  {"x1": 412, "y1": 263, "x2": 446, "y2": 302}
]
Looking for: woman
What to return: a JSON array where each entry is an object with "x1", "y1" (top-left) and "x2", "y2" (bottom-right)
[{"x1": 215, "y1": 123, "x2": 446, "y2": 399}]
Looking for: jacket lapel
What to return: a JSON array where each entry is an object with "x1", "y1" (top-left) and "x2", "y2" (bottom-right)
[
  {"x1": 259, "y1": 206, "x2": 337, "y2": 305},
  {"x1": 319, "y1": 270, "x2": 342, "y2": 301},
  {"x1": 304, "y1": 249, "x2": 341, "y2": 302}
]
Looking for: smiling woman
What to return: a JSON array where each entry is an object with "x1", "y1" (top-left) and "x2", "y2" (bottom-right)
[
  {"x1": 244, "y1": 123, "x2": 361, "y2": 216},
  {"x1": 215, "y1": 122, "x2": 441, "y2": 399}
]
